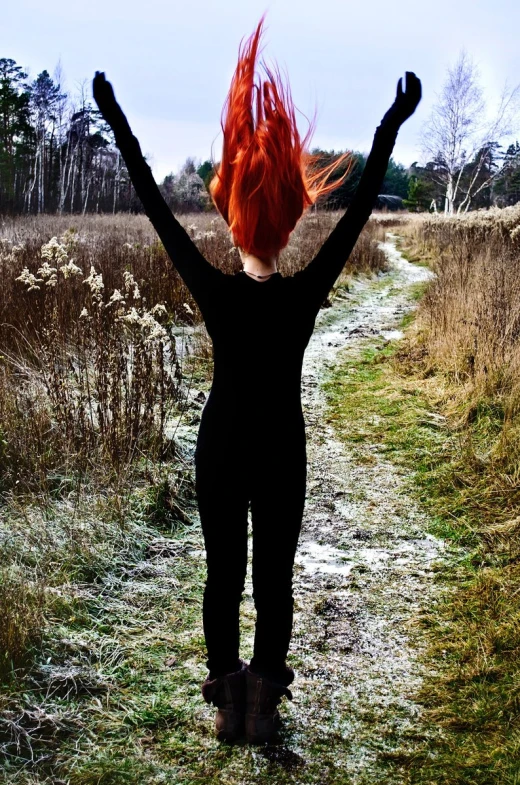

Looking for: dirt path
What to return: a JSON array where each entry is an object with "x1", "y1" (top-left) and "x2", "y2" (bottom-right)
[
  {"x1": 280, "y1": 236, "x2": 443, "y2": 780},
  {"x1": 180, "y1": 236, "x2": 448, "y2": 781}
]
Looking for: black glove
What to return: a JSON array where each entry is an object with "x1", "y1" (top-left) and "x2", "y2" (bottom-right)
[
  {"x1": 382, "y1": 71, "x2": 422, "y2": 127},
  {"x1": 92, "y1": 71, "x2": 131, "y2": 140}
]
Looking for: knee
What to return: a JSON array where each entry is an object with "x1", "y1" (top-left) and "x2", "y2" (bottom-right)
[{"x1": 205, "y1": 567, "x2": 246, "y2": 599}]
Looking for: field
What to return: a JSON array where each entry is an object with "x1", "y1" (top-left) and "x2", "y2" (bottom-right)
[
  {"x1": 0, "y1": 206, "x2": 519, "y2": 784},
  {"x1": 0, "y1": 210, "x2": 390, "y2": 783},
  {"x1": 0, "y1": 211, "x2": 387, "y2": 494}
]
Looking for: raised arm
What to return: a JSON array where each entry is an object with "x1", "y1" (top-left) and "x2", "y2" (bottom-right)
[
  {"x1": 92, "y1": 72, "x2": 222, "y2": 315},
  {"x1": 295, "y1": 72, "x2": 422, "y2": 314}
]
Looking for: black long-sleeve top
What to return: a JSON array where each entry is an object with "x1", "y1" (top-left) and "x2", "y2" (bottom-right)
[{"x1": 109, "y1": 111, "x2": 400, "y2": 441}]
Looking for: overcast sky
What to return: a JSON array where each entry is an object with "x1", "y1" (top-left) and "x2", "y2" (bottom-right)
[{"x1": 4, "y1": 0, "x2": 520, "y2": 179}]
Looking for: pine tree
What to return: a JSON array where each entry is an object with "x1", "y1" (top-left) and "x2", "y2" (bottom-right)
[{"x1": 0, "y1": 58, "x2": 32, "y2": 211}]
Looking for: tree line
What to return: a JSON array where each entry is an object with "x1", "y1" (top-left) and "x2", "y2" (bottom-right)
[
  {"x1": 0, "y1": 59, "x2": 212, "y2": 214},
  {"x1": 0, "y1": 56, "x2": 411, "y2": 216},
  {"x1": 1, "y1": 53, "x2": 519, "y2": 216},
  {"x1": 0, "y1": 59, "x2": 128, "y2": 214}
]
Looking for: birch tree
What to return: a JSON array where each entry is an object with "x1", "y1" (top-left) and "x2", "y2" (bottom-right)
[{"x1": 421, "y1": 51, "x2": 520, "y2": 214}]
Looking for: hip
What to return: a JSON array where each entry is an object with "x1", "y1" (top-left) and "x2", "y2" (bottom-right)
[
  {"x1": 200, "y1": 395, "x2": 305, "y2": 432},
  {"x1": 195, "y1": 405, "x2": 307, "y2": 463}
]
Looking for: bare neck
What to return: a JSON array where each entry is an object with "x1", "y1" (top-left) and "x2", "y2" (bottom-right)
[{"x1": 238, "y1": 249, "x2": 278, "y2": 280}]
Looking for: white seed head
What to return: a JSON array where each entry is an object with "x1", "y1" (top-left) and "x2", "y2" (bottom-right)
[
  {"x1": 84, "y1": 265, "x2": 104, "y2": 296},
  {"x1": 60, "y1": 259, "x2": 83, "y2": 279},
  {"x1": 15, "y1": 267, "x2": 44, "y2": 291},
  {"x1": 108, "y1": 288, "x2": 125, "y2": 305},
  {"x1": 41, "y1": 236, "x2": 68, "y2": 264},
  {"x1": 123, "y1": 270, "x2": 141, "y2": 299}
]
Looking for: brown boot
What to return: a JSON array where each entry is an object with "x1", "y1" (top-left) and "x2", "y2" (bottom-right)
[
  {"x1": 201, "y1": 660, "x2": 248, "y2": 742},
  {"x1": 245, "y1": 666, "x2": 294, "y2": 744}
]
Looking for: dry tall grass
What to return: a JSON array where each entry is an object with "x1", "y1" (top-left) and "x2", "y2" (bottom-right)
[
  {"x1": 0, "y1": 211, "x2": 387, "y2": 493},
  {"x1": 0, "y1": 209, "x2": 388, "y2": 689},
  {"x1": 397, "y1": 207, "x2": 520, "y2": 784},
  {"x1": 403, "y1": 206, "x2": 520, "y2": 431},
  {"x1": 0, "y1": 211, "x2": 388, "y2": 337}
]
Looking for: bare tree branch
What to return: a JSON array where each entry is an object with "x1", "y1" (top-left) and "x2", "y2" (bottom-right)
[{"x1": 420, "y1": 51, "x2": 520, "y2": 213}]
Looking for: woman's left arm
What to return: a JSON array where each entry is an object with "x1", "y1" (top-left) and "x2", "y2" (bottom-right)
[
  {"x1": 295, "y1": 72, "x2": 421, "y2": 313},
  {"x1": 92, "y1": 72, "x2": 223, "y2": 315}
]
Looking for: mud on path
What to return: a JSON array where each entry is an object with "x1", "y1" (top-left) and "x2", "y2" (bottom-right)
[{"x1": 178, "y1": 236, "x2": 450, "y2": 782}]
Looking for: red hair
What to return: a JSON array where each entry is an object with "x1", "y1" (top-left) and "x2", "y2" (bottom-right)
[{"x1": 209, "y1": 14, "x2": 352, "y2": 260}]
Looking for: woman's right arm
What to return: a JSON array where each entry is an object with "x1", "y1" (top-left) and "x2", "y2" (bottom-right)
[
  {"x1": 92, "y1": 72, "x2": 223, "y2": 313},
  {"x1": 295, "y1": 73, "x2": 421, "y2": 314}
]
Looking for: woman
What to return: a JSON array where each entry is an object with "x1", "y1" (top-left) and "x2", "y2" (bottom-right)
[{"x1": 93, "y1": 16, "x2": 421, "y2": 745}]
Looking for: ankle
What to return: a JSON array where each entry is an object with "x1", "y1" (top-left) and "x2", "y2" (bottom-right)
[
  {"x1": 208, "y1": 658, "x2": 247, "y2": 680},
  {"x1": 248, "y1": 663, "x2": 295, "y2": 687}
]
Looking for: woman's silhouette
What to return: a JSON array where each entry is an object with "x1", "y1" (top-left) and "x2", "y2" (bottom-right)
[{"x1": 93, "y1": 16, "x2": 421, "y2": 745}]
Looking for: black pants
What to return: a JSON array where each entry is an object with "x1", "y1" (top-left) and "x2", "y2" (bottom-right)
[{"x1": 195, "y1": 414, "x2": 307, "y2": 684}]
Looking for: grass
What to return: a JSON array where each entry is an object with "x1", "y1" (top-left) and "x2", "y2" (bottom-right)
[
  {"x1": 321, "y1": 265, "x2": 520, "y2": 784},
  {"x1": 1, "y1": 502, "x2": 389, "y2": 784},
  {"x1": 0, "y1": 211, "x2": 388, "y2": 497},
  {"x1": 1, "y1": 509, "x2": 210, "y2": 782}
]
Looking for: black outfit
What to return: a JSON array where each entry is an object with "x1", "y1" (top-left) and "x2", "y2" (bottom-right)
[{"x1": 108, "y1": 107, "x2": 400, "y2": 685}]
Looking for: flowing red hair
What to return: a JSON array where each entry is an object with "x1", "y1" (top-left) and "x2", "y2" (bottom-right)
[{"x1": 209, "y1": 14, "x2": 352, "y2": 260}]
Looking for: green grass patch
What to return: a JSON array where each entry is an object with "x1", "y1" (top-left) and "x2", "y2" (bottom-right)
[{"x1": 322, "y1": 331, "x2": 520, "y2": 785}]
